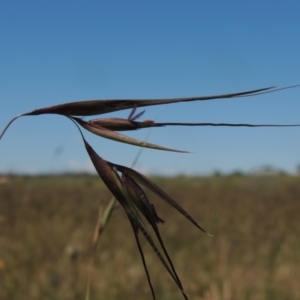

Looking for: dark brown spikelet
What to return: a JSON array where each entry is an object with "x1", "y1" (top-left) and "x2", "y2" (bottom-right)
[
  {"x1": 21, "y1": 86, "x2": 276, "y2": 117},
  {"x1": 80, "y1": 136, "x2": 189, "y2": 299}
]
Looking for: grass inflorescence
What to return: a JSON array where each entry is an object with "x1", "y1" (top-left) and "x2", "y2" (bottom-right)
[{"x1": 1, "y1": 85, "x2": 300, "y2": 299}]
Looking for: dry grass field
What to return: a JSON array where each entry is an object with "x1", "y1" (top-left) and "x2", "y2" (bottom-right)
[{"x1": 0, "y1": 174, "x2": 300, "y2": 300}]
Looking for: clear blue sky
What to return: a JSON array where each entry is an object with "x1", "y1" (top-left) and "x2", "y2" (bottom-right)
[{"x1": 1, "y1": 1, "x2": 300, "y2": 175}]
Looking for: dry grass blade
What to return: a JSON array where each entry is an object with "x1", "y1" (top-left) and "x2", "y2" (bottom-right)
[
  {"x1": 73, "y1": 117, "x2": 190, "y2": 153},
  {"x1": 85, "y1": 196, "x2": 118, "y2": 300}
]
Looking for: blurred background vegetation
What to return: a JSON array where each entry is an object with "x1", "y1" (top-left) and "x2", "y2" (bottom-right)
[{"x1": 0, "y1": 174, "x2": 300, "y2": 300}]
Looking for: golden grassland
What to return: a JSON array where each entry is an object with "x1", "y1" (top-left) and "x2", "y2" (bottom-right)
[{"x1": 0, "y1": 174, "x2": 300, "y2": 300}]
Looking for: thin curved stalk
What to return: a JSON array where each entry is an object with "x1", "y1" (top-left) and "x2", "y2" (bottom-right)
[{"x1": 0, "y1": 113, "x2": 29, "y2": 140}]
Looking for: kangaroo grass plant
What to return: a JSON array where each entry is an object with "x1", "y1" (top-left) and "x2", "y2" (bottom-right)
[{"x1": 1, "y1": 85, "x2": 300, "y2": 299}]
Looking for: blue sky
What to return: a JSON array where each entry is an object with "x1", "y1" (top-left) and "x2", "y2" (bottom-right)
[{"x1": 1, "y1": 1, "x2": 300, "y2": 175}]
